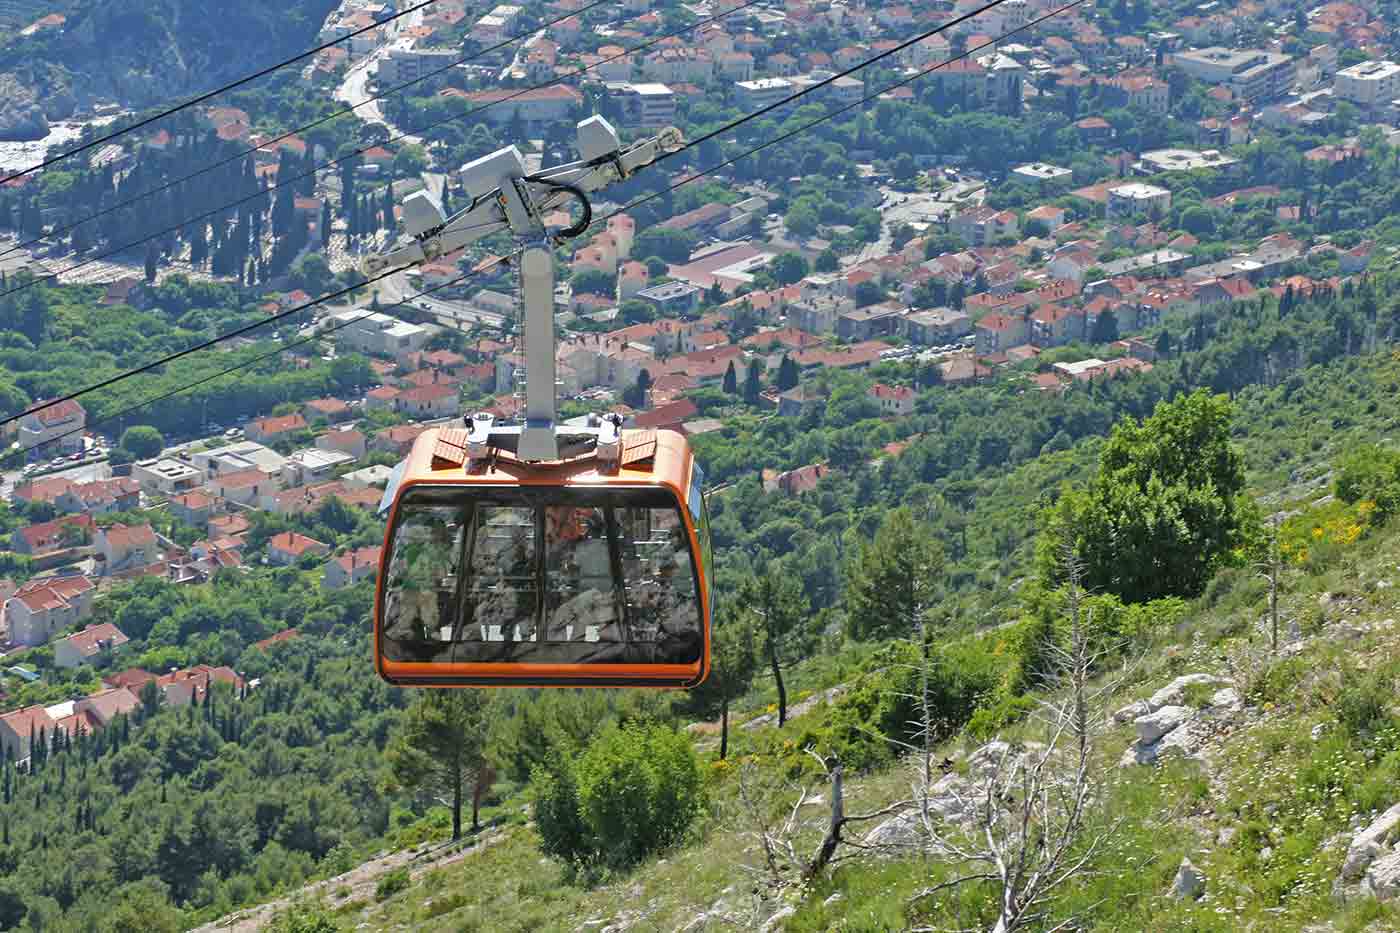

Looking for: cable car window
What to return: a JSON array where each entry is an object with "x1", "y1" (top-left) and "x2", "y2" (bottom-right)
[
  {"x1": 380, "y1": 486, "x2": 702, "y2": 667},
  {"x1": 380, "y1": 499, "x2": 467, "y2": 659}
]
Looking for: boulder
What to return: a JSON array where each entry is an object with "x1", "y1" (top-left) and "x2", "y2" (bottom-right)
[
  {"x1": 1342, "y1": 802, "x2": 1400, "y2": 881},
  {"x1": 866, "y1": 810, "x2": 924, "y2": 848},
  {"x1": 1171, "y1": 858, "x2": 1205, "y2": 900},
  {"x1": 823, "y1": 892, "x2": 843, "y2": 907},
  {"x1": 1148, "y1": 674, "x2": 1228, "y2": 711},
  {"x1": 1113, "y1": 700, "x2": 1149, "y2": 724},
  {"x1": 1134, "y1": 706, "x2": 1193, "y2": 745},
  {"x1": 1210, "y1": 688, "x2": 1241, "y2": 710},
  {"x1": 1363, "y1": 852, "x2": 1400, "y2": 900},
  {"x1": 760, "y1": 906, "x2": 797, "y2": 933}
]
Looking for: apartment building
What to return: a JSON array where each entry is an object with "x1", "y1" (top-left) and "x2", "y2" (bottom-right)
[
  {"x1": 1170, "y1": 47, "x2": 1295, "y2": 104},
  {"x1": 1335, "y1": 59, "x2": 1400, "y2": 116},
  {"x1": 608, "y1": 82, "x2": 676, "y2": 128}
]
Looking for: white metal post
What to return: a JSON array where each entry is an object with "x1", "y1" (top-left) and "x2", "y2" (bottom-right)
[{"x1": 516, "y1": 244, "x2": 558, "y2": 461}]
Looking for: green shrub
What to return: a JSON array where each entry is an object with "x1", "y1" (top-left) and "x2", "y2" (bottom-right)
[
  {"x1": 268, "y1": 903, "x2": 340, "y2": 932},
  {"x1": 531, "y1": 721, "x2": 705, "y2": 871},
  {"x1": 1337, "y1": 671, "x2": 1396, "y2": 737},
  {"x1": 373, "y1": 868, "x2": 410, "y2": 902}
]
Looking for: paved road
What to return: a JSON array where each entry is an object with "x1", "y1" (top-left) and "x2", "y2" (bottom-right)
[
  {"x1": 335, "y1": 8, "x2": 426, "y2": 146},
  {"x1": 378, "y1": 270, "x2": 508, "y2": 330}
]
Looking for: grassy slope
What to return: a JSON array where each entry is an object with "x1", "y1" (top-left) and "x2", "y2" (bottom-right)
[{"x1": 237, "y1": 351, "x2": 1400, "y2": 932}]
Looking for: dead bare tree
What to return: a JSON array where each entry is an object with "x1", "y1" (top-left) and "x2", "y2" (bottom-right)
[
  {"x1": 909, "y1": 546, "x2": 1120, "y2": 933},
  {"x1": 1254, "y1": 513, "x2": 1285, "y2": 652},
  {"x1": 735, "y1": 752, "x2": 913, "y2": 892}
]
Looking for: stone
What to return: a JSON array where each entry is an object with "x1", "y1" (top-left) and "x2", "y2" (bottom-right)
[
  {"x1": 866, "y1": 810, "x2": 924, "y2": 848},
  {"x1": 760, "y1": 906, "x2": 797, "y2": 933},
  {"x1": 1261, "y1": 846, "x2": 1273, "y2": 861},
  {"x1": 1311, "y1": 723, "x2": 1327, "y2": 741},
  {"x1": 1210, "y1": 688, "x2": 1241, "y2": 710},
  {"x1": 823, "y1": 892, "x2": 843, "y2": 907},
  {"x1": 1363, "y1": 852, "x2": 1400, "y2": 900},
  {"x1": 1135, "y1": 706, "x2": 1193, "y2": 745},
  {"x1": 1342, "y1": 802, "x2": 1400, "y2": 881},
  {"x1": 1171, "y1": 858, "x2": 1205, "y2": 900},
  {"x1": 1113, "y1": 700, "x2": 1150, "y2": 724},
  {"x1": 1217, "y1": 827, "x2": 1237, "y2": 847},
  {"x1": 1148, "y1": 674, "x2": 1228, "y2": 712},
  {"x1": 1118, "y1": 741, "x2": 1159, "y2": 767}
]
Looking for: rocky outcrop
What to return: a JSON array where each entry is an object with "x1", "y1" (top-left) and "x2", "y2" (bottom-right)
[
  {"x1": 0, "y1": 73, "x2": 49, "y2": 141},
  {"x1": 1171, "y1": 858, "x2": 1205, "y2": 900},
  {"x1": 1118, "y1": 673, "x2": 1243, "y2": 767},
  {"x1": 1341, "y1": 802, "x2": 1400, "y2": 893}
]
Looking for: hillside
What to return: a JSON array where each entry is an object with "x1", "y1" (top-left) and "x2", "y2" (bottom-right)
[
  {"x1": 183, "y1": 348, "x2": 1400, "y2": 933},
  {"x1": 228, "y1": 514, "x2": 1400, "y2": 933},
  {"x1": 0, "y1": 0, "x2": 337, "y2": 121}
]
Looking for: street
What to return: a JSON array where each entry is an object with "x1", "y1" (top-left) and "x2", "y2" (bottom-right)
[{"x1": 335, "y1": 7, "x2": 427, "y2": 147}]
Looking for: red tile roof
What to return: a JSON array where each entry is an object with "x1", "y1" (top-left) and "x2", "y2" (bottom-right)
[
  {"x1": 268, "y1": 531, "x2": 328, "y2": 558},
  {"x1": 62, "y1": 623, "x2": 129, "y2": 657},
  {"x1": 253, "y1": 628, "x2": 299, "y2": 651},
  {"x1": 251, "y1": 413, "x2": 307, "y2": 436}
]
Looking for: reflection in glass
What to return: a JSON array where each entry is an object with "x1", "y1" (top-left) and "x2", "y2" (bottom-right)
[{"x1": 380, "y1": 486, "x2": 703, "y2": 666}]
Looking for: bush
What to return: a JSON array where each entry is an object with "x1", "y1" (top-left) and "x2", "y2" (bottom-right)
[
  {"x1": 1337, "y1": 671, "x2": 1396, "y2": 738},
  {"x1": 268, "y1": 903, "x2": 340, "y2": 933},
  {"x1": 373, "y1": 868, "x2": 410, "y2": 902},
  {"x1": 532, "y1": 721, "x2": 705, "y2": 871}
]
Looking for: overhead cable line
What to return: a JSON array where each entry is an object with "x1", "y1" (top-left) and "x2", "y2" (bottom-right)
[
  {"x1": 595, "y1": 0, "x2": 1090, "y2": 235},
  {"x1": 0, "y1": 0, "x2": 440, "y2": 186},
  {"x1": 0, "y1": 0, "x2": 768, "y2": 304},
  {"x1": 13, "y1": 260, "x2": 504, "y2": 458},
  {"x1": 0, "y1": 257, "x2": 417, "y2": 428},
  {"x1": 11, "y1": 0, "x2": 1084, "y2": 428},
  {"x1": 0, "y1": 0, "x2": 615, "y2": 262}
]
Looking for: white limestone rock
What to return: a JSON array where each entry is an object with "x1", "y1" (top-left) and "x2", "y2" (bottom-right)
[
  {"x1": 1135, "y1": 705, "x2": 1193, "y2": 745},
  {"x1": 1148, "y1": 674, "x2": 1229, "y2": 711},
  {"x1": 1171, "y1": 858, "x2": 1205, "y2": 900},
  {"x1": 1363, "y1": 852, "x2": 1400, "y2": 900},
  {"x1": 1342, "y1": 802, "x2": 1400, "y2": 881}
]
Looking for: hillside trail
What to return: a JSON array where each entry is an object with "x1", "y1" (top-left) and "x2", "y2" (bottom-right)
[{"x1": 191, "y1": 829, "x2": 505, "y2": 932}]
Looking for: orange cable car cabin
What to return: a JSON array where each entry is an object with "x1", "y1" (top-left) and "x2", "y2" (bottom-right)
[
  {"x1": 364, "y1": 118, "x2": 711, "y2": 688},
  {"x1": 374, "y1": 425, "x2": 713, "y2": 688}
]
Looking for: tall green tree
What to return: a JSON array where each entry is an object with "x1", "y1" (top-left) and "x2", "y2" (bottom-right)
[
  {"x1": 775, "y1": 355, "x2": 800, "y2": 392},
  {"x1": 741, "y1": 570, "x2": 808, "y2": 727},
  {"x1": 387, "y1": 690, "x2": 490, "y2": 840},
  {"x1": 711, "y1": 611, "x2": 759, "y2": 759},
  {"x1": 722, "y1": 360, "x2": 738, "y2": 394},
  {"x1": 1038, "y1": 390, "x2": 1252, "y2": 602},
  {"x1": 120, "y1": 426, "x2": 165, "y2": 459},
  {"x1": 845, "y1": 507, "x2": 945, "y2": 642}
]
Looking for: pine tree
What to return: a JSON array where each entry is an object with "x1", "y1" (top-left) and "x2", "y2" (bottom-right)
[
  {"x1": 722, "y1": 360, "x2": 737, "y2": 394},
  {"x1": 776, "y1": 355, "x2": 799, "y2": 392},
  {"x1": 144, "y1": 244, "x2": 158, "y2": 283},
  {"x1": 321, "y1": 200, "x2": 333, "y2": 245},
  {"x1": 742, "y1": 361, "x2": 762, "y2": 405}
]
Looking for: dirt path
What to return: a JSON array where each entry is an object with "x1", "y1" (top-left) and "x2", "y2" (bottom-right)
[{"x1": 190, "y1": 829, "x2": 505, "y2": 933}]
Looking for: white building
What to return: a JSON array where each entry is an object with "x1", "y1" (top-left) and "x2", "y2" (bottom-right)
[
  {"x1": 281, "y1": 448, "x2": 358, "y2": 488},
  {"x1": 17, "y1": 399, "x2": 86, "y2": 456},
  {"x1": 734, "y1": 77, "x2": 794, "y2": 111},
  {"x1": 1012, "y1": 163, "x2": 1073, "y2": 185},
  {"x1": 131, "y1": 458, "x2": 205, "y2": 496},
  {"x1": 1134, "y1": 148, "x2": 1240, "y2": 174},
  {"x1": 1106, "y1": 183, "x2": 1172, "y2": 221},
  {"x1": 192, "y1": 441, "x2": 286, "y2": 478},
  {"x1": 1335, "y1": 60, "x2": 1400, "y2": 115},
  {"x1": 609, "y1": 82, "x2": 676, "y2": 128},
  {"x1": 326, "y1": 310, "x2": 428, "y2": 361},
  {"x1": 471, "y1": 4, "x2": 522, "y2": 43},
  {"x1": 1170, "y1": 47, "x2": 1295, "y2": 104},
  {"x1": 378, "y1": 45, "x2": 462, "y2": 84},
  {"x1": 5, "y1": 576, "x2": 95, "y2": 647}
]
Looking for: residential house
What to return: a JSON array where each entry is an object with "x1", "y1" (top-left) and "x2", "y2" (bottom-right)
[
  {"x1": 54, "y1": 477, "x2": 140, "y2": 516},
  {"x1": 1106, "y1": 183, "x2": 1171, "y2": 222},
  {"x1": 169, "y1": 491, "x2": 216, "y2": 528},
  {"x1": 53, "y1": 623, "x2": 129, "y2": 668},
  {"x1": 73, "y1": 687, "x2": 140, "y2": 727},
  {"x1": 396, "y1": 384, "x2": 461, "y2": 419},
  {"x1": 904, "y1": 308, "x2": 972, "y2": 345},
  {"x1": 254, "y1": 629, "x2": 299, "y2": 652},
  {"x1": 0, "y1": 706, "x2": 57, "y2": 761},
  {"x1": 206, "y1": 469, "x2": 275, "y2": 508},
  {"x1": 303, "y1": 398, "x2": 352, "y2": 424},
  {"x1": 16, "y1": 398, "x2": 86, "y2": 456},
  {"x1": 868, "y1": 384, "x2": 916, "y2": 416},
  {"x1": 836, "y1": 303, "x2": 904, "y2": 341},
  {"x1": 131, "y1": 458, "x2": 204, "y2": 496},
  {"x1": 95, "y1": 523, "x2": 158, "y2": 575},
  {"x1": 5, "y1": 576, "x2": 95, "y2": 646},
  {"x1": 763, "y1": 463, "x2": 830, "y2": 496},
  {"x1": 1029, "y1": 303, "x2": 1086, "y2": 347},
  {"x1": 11, "y1": 477, "x2": 76, "y2": 509},
  {"x1": 247, "y1": 413, "x2": 308, "y2": 445},
  {"x1": 157, "y1": 665, "x2": 246, "y2": 707},
  {"x1": 316, "y1": 428, "x2": 368, "y2": 460},
  {"x1": 323, "y1": 546, "x2": 382, "y2": 589},
  {"x1": 777, "y1": 385, "x2": 827, "y2": 418},
  {"x1": 267, "y1": 532, "x2": 332, "y2": 567},
  {"x1": 280, "y1": 449, "x2": 358, "y2": 488},
  {"x1": 975, "y1": 313, "x2": 1029, "y2": 355},
  {"x1": 373, "y1": 424, "x2": 432, "y2": 456},
  {"x1": 949, "y1": 206, "x2": 1019, "y2": 246},
  {"x1": 366, "y1": 386, "x2": 401, "y2": 411},
  {"x1": 13, "y1": 514, "x2": 94, "y2": 556}
]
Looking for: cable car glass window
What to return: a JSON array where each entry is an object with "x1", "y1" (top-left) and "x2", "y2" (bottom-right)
[{"x1": 380, "y1": 486, "x2": 702, "y2": 667}]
